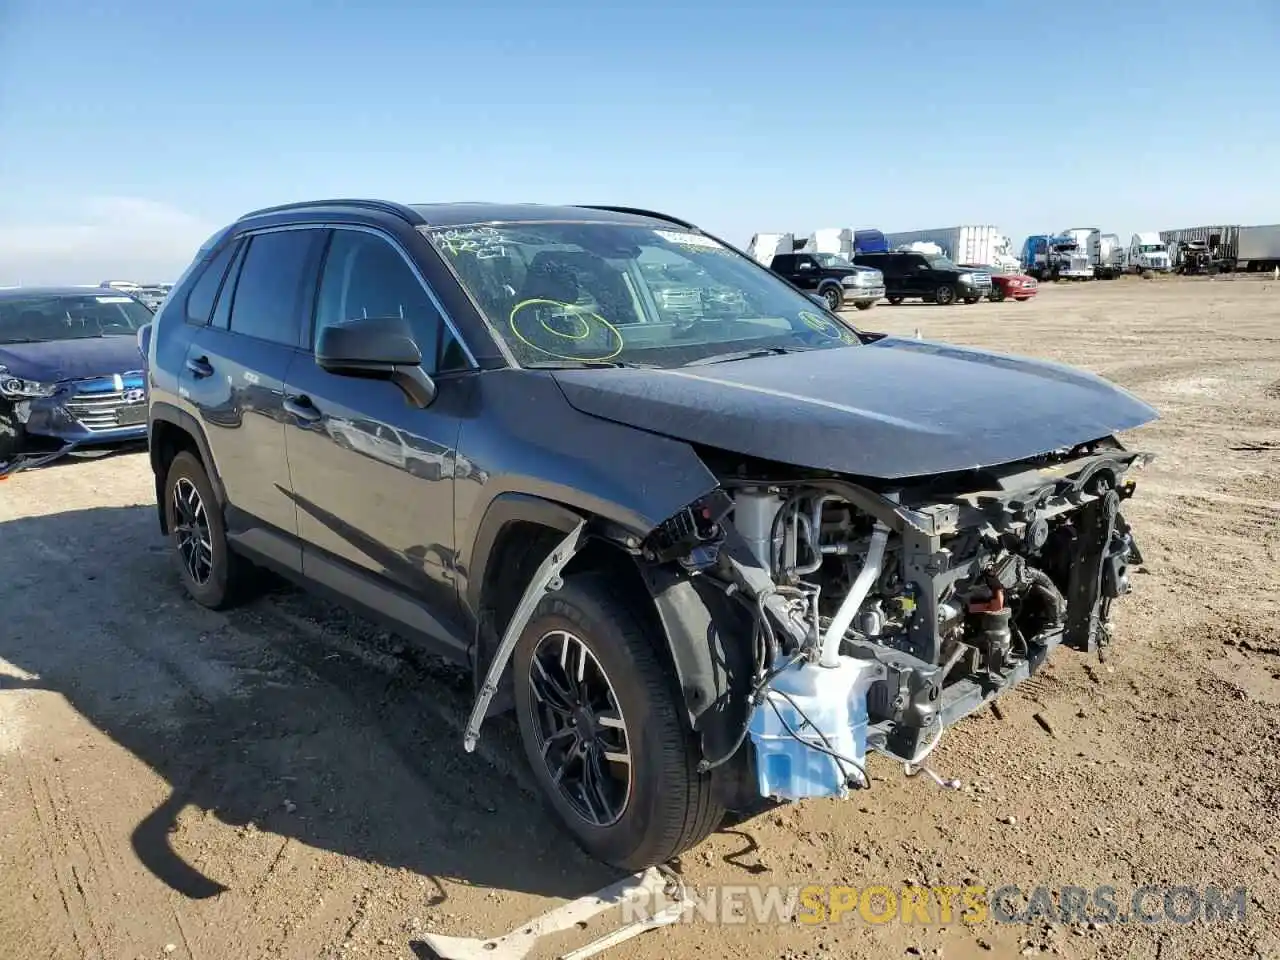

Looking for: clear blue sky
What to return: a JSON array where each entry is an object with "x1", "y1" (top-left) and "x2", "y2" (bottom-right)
[{"x1": 1, "y1": 0, "x2": 1276, "y2": 283}]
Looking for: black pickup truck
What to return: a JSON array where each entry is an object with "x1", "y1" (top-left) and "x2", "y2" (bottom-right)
[
  {"x1": 768, "y1": 252, "x2": 885, "y2": 312},
  {"x1": 853, "y1": 251, "x2": 992, "y2": 305}
]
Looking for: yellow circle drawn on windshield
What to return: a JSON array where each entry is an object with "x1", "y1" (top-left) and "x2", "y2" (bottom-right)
[
  {"x1": 799, "y1": 310, "x2": 858, "y2": 345},
  {"x1": 509, "y1": 299, "x2": 625, "y2": 362}
]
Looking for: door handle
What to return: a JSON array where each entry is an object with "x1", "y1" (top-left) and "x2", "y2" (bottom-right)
[
  {"x1": 186, "y1": 355, "x2": 214, "y2": 378},
  {"x1": 283, "y1": 394, "x2": 322, "y2": 423}
]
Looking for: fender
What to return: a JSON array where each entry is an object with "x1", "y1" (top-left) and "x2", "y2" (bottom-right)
[
  {"x1": 634, "y1": 563, "x2": 754, "y2": 763},
  {"x1": 462, "y1": 489, "x2": 755, "y2": 764},
  {"x1": 462, "y1": 491, "x2": 586, "y2": 619},
  {"x1": 148, "y1": 402, "x2": 224, "y2": 532}
]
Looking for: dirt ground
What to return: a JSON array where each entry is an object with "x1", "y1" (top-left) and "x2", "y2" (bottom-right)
[{"x1": 1, "y1": 276, "x2": 1277, "y2": 960}]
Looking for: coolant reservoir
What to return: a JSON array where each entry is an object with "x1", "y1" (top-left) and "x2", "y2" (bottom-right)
[{"x1": 748, "y1": 655, "x2": 881, "y2": 800}]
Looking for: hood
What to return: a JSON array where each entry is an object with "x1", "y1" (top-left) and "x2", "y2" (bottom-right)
[
  {"x1": 0, "y1": 336, "x2": 143, "y2": 384},
  {"x1": 550, "y1": 338, "x2": 1157, "y2": 480}
]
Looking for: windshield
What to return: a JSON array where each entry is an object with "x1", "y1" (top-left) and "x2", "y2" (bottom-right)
[
  {"x1": 812, "y1": 252, "x2": 854, "y2": 268},
  {"x1": 426, "y1": 222, "x2": 863, "y2": 367},
  {"x1": 927, "y1": 255, "x2": 960, "y2": 270},
  {"x1": 1139, "y1": 244, "x2": 1166, "y2": 253},
  {"x1": 0, "y1": 294, "x2": 151, "y2": 344}
]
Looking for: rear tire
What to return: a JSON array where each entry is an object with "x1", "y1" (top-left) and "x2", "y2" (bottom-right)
[
  {"x1": 512, "y1": 573, "x2": 723, "y2": 870},
  {"x1": 887, "y1": 295, "x2": 904, "y2": 305},
  {"x1": 163, "y1": 450, "x2": 253, "y2": 609}
]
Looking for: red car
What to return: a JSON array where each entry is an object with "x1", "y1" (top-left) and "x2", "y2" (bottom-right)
[{"x1": 963, "y1": 264, "x2": 1039, "y2": 302}]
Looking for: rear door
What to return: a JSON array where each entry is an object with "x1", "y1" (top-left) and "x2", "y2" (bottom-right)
[
  {"x1": 769, "y1": 254, "x2": 797, "y2": 282},
  {"x1": 861, "y1": 255, "x2": 900, "y2": 295},
  {"x1": 180, "y1": 226, "x2": 327, "y2": 570}
]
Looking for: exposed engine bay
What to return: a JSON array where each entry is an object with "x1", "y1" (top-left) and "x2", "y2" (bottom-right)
[{"x1": 640, "y1": 437, "x2": 1149, "y2": 796}]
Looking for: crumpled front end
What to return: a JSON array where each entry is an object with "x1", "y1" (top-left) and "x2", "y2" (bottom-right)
[
  {"x1": 638, "y1": 439, "x2": 1151, "y2": 802},
  {"x1": 11, "y1": 372, "x2": 148, "y2": 445}
]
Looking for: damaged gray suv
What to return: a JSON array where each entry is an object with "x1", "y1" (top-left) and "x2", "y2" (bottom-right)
[{"x1": 142, "y1": 200, "x2": 1156, "y2": 869}]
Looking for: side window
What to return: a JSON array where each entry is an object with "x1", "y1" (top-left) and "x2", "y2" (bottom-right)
[
  {"x1": 227, "y1": 230, "x2": 320, "y2": 347},
  {"x1": 316, "y1": 230, "x2": 453, "y2": 373},
  {"x1": 771, "y1": 255, "x2": 793, "y2": 271},
  {"x1": 184, "y1": 240, "x2": 240, "y2": 325},
  {"x1": 210, "y1": 241, "x2": 248, "y2": 331}
]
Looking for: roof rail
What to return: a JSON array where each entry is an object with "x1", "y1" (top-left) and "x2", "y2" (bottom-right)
[
  {"x1": 574, "y1": 205, "x2": 697, "y2": 229},
  {"x1": 236, "y1": 198, "x2": 425, "y2": 224}
]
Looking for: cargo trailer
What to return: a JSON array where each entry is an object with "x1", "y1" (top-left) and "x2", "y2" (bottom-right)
[
  {"x1": 882, "y1": 226, "x2": 1014, "y2": 270},
  {"x1": 1160, "y1": 225, "x2": 1238, "y2": 270},
  {"x1": 1237, "y1": 224, "x2": 1280, "y2": 271}
]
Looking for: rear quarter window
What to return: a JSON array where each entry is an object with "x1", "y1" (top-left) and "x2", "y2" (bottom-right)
[{"x1": 185, "y1": 240, "x2": 240, "y2": 325}]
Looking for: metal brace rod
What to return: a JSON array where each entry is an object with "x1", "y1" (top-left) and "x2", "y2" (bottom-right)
[
  {"x1": 418, "y1": 866, "x2": 668, "y2": 960},
  {"x1": 463, "y1": 518, "x2": 587, "y2": 752},
  {"x1": 558, "y1": 889, "x2": 693, "y2": 960},
  {"x1": 0, "y1": 441, "x2": 77, "y2": 479}
]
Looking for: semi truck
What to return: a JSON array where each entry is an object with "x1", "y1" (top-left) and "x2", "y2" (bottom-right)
[
  {"x1": 1160, "y1": 224, "x2": 1280, "y2": 272},
  {"x1": 854, "y1": 229, "x2": 888, "y2": 254},
  {"x1": 1021, "y1": 233, "x2": 1093, "y2": 281},
  {"x1": 1126, "y1": 233, "x2": 1171, "y2": 273},
  {"x1": 1096, "y1": 233, "x2": 1125, "y2": 279},
  {"x1": 882, "y1": 225, "x2": 1019, "y2": 272}
]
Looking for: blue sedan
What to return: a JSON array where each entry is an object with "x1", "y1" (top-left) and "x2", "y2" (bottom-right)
[{"x1": 0, "y1": 287, "x2": 152, "y2": 468}]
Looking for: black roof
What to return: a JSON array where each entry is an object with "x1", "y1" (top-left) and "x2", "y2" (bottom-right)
[
  {"x1": 0, "y1": 286, "x2": 135, "y2": 301},
  {"x1": 235, "y1": 199, "x2": 695, "y2": 230}
]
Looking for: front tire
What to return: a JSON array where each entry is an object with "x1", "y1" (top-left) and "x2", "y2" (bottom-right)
[
  {"x1": 854, "y1": 301, "x2": 875, "y2": 311},
  {"x1": 821, "y1": 286, "x2": 843, "y2": 312},
  {"x1": 513, "y1": 574, "x2": 723, "y2": 870},
  {"x1": 163, "y1": 450, "x2": 252, "y2": 609},
  {"x1": 935, "y1": 284, "x2": 956, "y2": 305}
]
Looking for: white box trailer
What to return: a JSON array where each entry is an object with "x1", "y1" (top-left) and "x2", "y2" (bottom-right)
[
  {"x1": 807, "y1": 228, "x2": 854, "y2": 259},
  {"x1": 1237, "y1": 224, "x2": 1280, "y2": 271},
  {"x1": 747, "y1": 232, "x2": 795, "y2": 266},
  {"x1": 882, "y1": 225, "x2": 1011, "y2": 269}
]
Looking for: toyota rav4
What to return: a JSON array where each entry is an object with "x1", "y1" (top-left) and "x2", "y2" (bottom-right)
[{"x1": 142, "y1": 200, "x2": 1156, "y2": 870}]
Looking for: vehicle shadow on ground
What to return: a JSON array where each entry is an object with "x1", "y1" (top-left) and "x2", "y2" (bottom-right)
[{"x1": 0, "y1": 504, "x2": 623, "y2": 906}]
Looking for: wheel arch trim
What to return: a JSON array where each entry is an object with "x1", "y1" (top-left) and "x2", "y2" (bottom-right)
[{"x1": 149, "y1": 403, "x2": 224, "y2": 533}]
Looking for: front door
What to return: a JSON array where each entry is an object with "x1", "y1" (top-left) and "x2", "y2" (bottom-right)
[
  {"x1": 792, "y1": 255, "x2": 821, "y2": 292},
  {"x1": 283, "y1": 227, "x2": 473, "y2": 654},
  {"x1": 901, "y1": 254, "x2": 932, "y2": 297},
  {"x1": 180, "y1": 226, "x2": 327, "y2": 570}
]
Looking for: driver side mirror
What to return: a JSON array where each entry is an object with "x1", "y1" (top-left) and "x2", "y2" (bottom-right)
[{"x1": 316, "y1": 316, "x2": 437, "y2": 408}]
